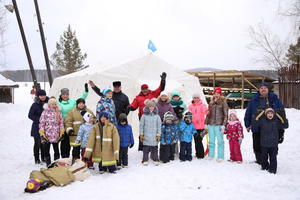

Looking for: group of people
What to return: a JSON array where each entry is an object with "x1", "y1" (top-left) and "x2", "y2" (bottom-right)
[{"x1": 28, "y1": 72, "x2": 288, "y2": 175}]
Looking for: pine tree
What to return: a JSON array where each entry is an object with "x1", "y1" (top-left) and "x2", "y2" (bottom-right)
[
  {"x1": 286, "y1": 37, "x2": 300, "y2": 64},
  {"x1": 51, "y1": 25, "x2": 88, "y2": 75}
]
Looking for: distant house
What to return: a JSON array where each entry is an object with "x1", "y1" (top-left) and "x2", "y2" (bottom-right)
[{"x1": 0, "y1": 74, "x2": 19, "y2": 103}]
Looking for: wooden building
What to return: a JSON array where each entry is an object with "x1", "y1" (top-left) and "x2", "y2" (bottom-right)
[
  {"x1": 0, "y1": 74, "x2": 19, "y2": 103},
  {"x1": 188, "y1": 70, "x2": 277, "y2": 109}
]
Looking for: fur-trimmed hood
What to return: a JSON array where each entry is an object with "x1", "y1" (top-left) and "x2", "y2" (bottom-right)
[
  {"x1": 209, "y1": 95, "x2": 226, "y2": 105},
  {"x1": 143, "y1": 106, "x2": 158, "y2": 115}
]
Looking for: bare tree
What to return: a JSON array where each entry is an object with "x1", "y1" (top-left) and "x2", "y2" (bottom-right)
[
  {"x1": 278, "y1": 0, "x2": 300, "y2": 32},
  {"x1": 248, "y1": 23, "x2": 290, "y2": 69}
]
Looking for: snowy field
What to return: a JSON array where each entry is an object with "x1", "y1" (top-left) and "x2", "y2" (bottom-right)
[{"x1": 0, "y1": 83, "x2": 300, "y2": 200}]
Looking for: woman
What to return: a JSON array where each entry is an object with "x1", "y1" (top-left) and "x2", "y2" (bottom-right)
[
  {"x1": 205, "y1": 88, "x2": 229, "y2": 162},
  {"x1": 58, "y1": 83, "x2": 89, "y2": 158},
  {"x1": 28, "y1": 90, "x2": 49, "y2": 164},
  {"x1": 156, "y1": 93, "x2": 176, "y2": 122}
]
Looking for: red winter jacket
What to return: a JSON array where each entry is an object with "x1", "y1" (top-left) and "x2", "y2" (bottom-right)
[
  {"x1": 188, "y1": 100, "x2": 208, "y2": 130},
  {"x1": 224, "y1": 121, "x2": 244, "y2": 140},
  {"x1": 130, "y1": 86, "x2": 162, "y2": 119}
]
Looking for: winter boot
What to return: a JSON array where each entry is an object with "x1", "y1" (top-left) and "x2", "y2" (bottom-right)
[
  {"x1": 45, "y1": 156, "x2": 51, "y2": 167},
  {"x1": 255, "y1": 153, "x2": 261, "y2": 165},
  {"x1": 34, "y1": 156, "x2": 41, "y2": 164}
]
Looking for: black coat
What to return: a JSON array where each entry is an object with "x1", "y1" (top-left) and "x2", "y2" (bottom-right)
[
  {"x1": 92, "y1": 86, "x2": 129, "y2": 119},
  {"x1": 257, "y1": 116, "x2": 288, "y2": 147},
  {"x1": 28, "y1": 97, "x2": 49, "y2": 138}
]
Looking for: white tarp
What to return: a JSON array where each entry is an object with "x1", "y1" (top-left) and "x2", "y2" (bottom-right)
[{"x1": 49, "y1": 53, "x2": 206, "y2": 134}]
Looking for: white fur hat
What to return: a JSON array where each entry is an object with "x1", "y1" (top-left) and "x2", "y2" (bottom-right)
[
  {"x1": 83, "y1": 112, "x2": 92, "y2": 122},
  {"x1": 48, "y1": 98, "x2": 57, "y2": 105}
]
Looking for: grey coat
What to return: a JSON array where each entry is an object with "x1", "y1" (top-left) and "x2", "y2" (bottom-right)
[{"x1": 139, "y1": 106, "x2": 162, "y2": 146}]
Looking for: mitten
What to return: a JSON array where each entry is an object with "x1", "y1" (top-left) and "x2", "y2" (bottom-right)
[
  {"x1": 238, "y1": 138, "x2": 243, "y2": 145},
  {"x1": 68, "y1": 129, "x2": 74, "y2": 136},
  {"x1": 160, "y1": 72, "x2": 167, "y2": 80},
  {"x1": 220, "y1": 126, "x2": 225, "y2": 134},
  {"x1": 129, "y1": 144, "x2": 134, "y2": 148},
  {"x1": 139, "y1": 134, "x2": 144, "y2": 142},
  {"x1": 39, "y1": 130, "x2": 45, "y2": 137},
  {"x1": 84, "y1": 83, "x2": 89, "y2": 92},
  {"x1": 156, "y1": 135, "x2": 161, "y2": 142},
  {"x1": 41, "y1": 136, "x2": 48, "y2": 144},
  {"x1": 83, "y1": 157, "x2": 89, "y2": 162},
  {"x1": 60, "y1": 129, "x2": 65, "y2": 136}
]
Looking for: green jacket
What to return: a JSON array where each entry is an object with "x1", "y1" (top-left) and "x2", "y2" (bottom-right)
[{"x1": 58, "y1": 91, "x2": 88, "y2": 120}]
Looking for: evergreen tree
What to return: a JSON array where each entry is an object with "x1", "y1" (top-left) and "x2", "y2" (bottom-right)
[
  {"x1": 51, "y1": 25, "x2": 88, "y2": 75},
  {"x1": 286, "y1": 37, "x2": 300, "y2": 64}
]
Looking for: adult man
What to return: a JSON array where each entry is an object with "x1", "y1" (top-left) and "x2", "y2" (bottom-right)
[
  {"x1": 89, "y1": 80, "x2": 130, "y2": 119},
  {"x1": 244, "y1": 82, "x2": 286, "y2": 164},
  {"x1": 128, "y1": 72, "x2": 167, "y2": 119}
]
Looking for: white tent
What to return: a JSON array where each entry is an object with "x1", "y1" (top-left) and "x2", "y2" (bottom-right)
[{"x1": 49, "y1": 53, "x2": 206, "y2": 134}]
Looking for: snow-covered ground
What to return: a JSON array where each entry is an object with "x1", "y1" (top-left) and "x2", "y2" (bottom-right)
[{"x1": 0, "y1": 83, "x2": 300, "y2": 200}]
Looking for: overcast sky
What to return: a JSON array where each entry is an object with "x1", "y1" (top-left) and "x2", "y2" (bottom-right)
[{"x1": 0, "y1": 0, "x2": 295, "y2": 71}]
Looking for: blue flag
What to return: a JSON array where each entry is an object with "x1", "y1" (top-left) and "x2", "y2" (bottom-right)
[{"x1": 148, "y1": 40, "x2": 157, "y2": 52}]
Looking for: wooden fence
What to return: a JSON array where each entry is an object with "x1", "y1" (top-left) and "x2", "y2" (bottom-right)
[{"x1": 278, "y1": 64, "x2": 300, "y2": 109}]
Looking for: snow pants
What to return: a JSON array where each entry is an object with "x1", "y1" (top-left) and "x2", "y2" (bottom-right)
[
  {"x1": 252, "y1": 132, "x2": 261, "y2": 164},
  {"x1": 81, "y1": 148, "x2": 94, "y2": 168},
  {"x1": 44, "y1": 142, "x2": 60, "y2": 166},
  {"x1": 98, "y1": 162, "x2": 116, "y2": 173},
  {"x1": 142, "y1": 145, "x2": 159, "y2": 162},
  {"x1": 159, "y1": 143, "x2": 176, "y2": 163},
  {"x1": 261, "y1": 146, "x2": 278, "y2": 174},
  {"x1": 179, "y1": 142, "x2": 192, "y2": 161},
  {"x1": 60, "y1": 133, "x2": 70, "y2": 158},
  {"x1": 118, "y1": 146, "x2": 129, "y2": 166},
  {"x1": 229, "y1": 139, "x2": 243, "y2": 162},
  {"x1": 33, "y1": 137, "x2": 45, "y2": 161},
  {"x1": 194, "y1": 129, "x2": 205, "y2": 159},
  {"x1": 208, "y1": 125, "x2": 224, "y2": 160}
]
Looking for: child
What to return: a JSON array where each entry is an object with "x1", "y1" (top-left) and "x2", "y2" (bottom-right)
[
  {"x1": 188, "y1": 93, "x2": 208, "y2": 159},
  {"x1": 179, "y1": 111, "x2": 197, "y2": 161},
  {"x1": 39, "y1": 98, "x2": 64, "y2": 167},
  {"x1": 75, "y1": 112, "x2": 95, "y2": 169},
  {"x1": 139, "y1": 99, "x2": 162, "y2": 166},
  {"x1": 160, "y1": 112, "x2": 179, "y2": 163},
  {"x1": 255, "y1": 108, "x2": 288, "y2": 174},
  {"x1": 116, "y1": 113, "x2": 134, "y2": 168},
  {"x1": 224, "y1": 110, "x2": 243, "y2": 163},
  {"x1": 170, "y1": 92, "x2": 187, "y2": 121},
  {"x1": 84, "y1": 112, "x2": 120, "y2": 174},
  {"x1": 156, "y1": 93, "x2": 175, "y2": 122},
  {"x1": 96, "y1": 88, "x2": 117, "y2": 125}
]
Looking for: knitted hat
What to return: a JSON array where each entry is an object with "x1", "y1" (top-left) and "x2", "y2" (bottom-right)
[
  {"x1": 265, "y1": 108, "x2": 275, "y2": 115},
  {"x1": 213, "y1": 88, "x2": 222, "y2": 95},
  {"x1": 229, "y1": 110, "x2": 238, "y2": 119},
  {"x1": 183, "y1": 111, "x2": 193, "y2": 119},
  {"x1": 119, "y1": 113, "x2": 128, "y2": 123},
  {"x1": 141, "y1": 84, "x2": 149, "y2": 89},
  {"x1": 61, "y1": 88, "x2": 69, "y2": 95},
  {"x1": 102, "y1": 88, "x2": 112, "y2": 96},
  {"x1": 48, "y1": 98, "x2": 57, "y2": 105},
  {"x1": 83, "y1": 112, "x2": 92, "y2": 122},
  {"x1": 36, "y1": 89, "x2": 46, "y2": 96},
  {"x1": 171, "y1": 92, "x2": 180, "y2": 98},
  {"x1": 76, "y1": 98, "x2": 85, "y2": 105},
  {"x1": 192, "y1": 93, "x2": 201, "y2": 98},
  {"x1": 98, "y1": 112, "x2": 110, "y2": 120},
  {"x1": 144, "y1": 98, "x2": 157, "y2": 108},
  {"x1": 163, "y1": 111, "x2": 175, "y2": 122},
  {"x1": 259, "y1": 82, "x2": 269, "y2": 88},
  {"x1": 26, "y1": 178, "x2": 41, "y2": 192},
  {"x1": 113, "y1": 81, "x2": 121, "y2": 87}
]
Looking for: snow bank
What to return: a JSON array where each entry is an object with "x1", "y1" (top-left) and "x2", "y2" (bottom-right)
[{"x1": 0, "y1": 86, "x2": 299, "y2": 200}]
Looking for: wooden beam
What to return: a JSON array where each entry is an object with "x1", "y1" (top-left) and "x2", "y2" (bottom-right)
[
  {"x1": 244, "y1": 77, "x2": 258, "y2": 90},
  {"x1": 213, "y1": 73, "x2": 216, "y2": 89}
]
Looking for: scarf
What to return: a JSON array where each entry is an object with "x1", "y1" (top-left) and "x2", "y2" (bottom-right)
[{"x1": 170, "y1": 99, "x2": 183, "y2": 106}]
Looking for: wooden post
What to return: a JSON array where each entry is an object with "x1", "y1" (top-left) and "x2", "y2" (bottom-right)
[
  {"x1": 241, "y1": 72, "x2": 245, "y2": 109},
  {"x1": 213, "y1": 73, "x2": 216, "y2": 89}
]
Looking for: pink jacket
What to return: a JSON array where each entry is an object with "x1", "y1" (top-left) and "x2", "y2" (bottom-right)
[
  {"x1": 188, "y1": 100, "x2": 208, "y2": 130},
  {"x1": 224, "y1": 121, "x2": 244, "y2": 140},
  {"x1": 39, "y1": 107, "x2": 64, "y2": 143}
]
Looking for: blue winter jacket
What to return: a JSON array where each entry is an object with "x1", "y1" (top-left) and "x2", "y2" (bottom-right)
[
  {"x1": 161, "y1": 123, "x2": 180, "y2": 145},
  {"x1": 75, "y1": 123, "x2": 93, "y2": 148},
  {"x1": 244, "y1": 92, "x2": 284, "y2": 133},
  {"x1": 179, "y1": 121, "x2": 197, "y2": 143},
  {"x1": 117, "y1": 123, "x2": 134, "y2": 147},
  {"x1": 28, "y1": 97, "x2": 49, "y2": 138}
]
